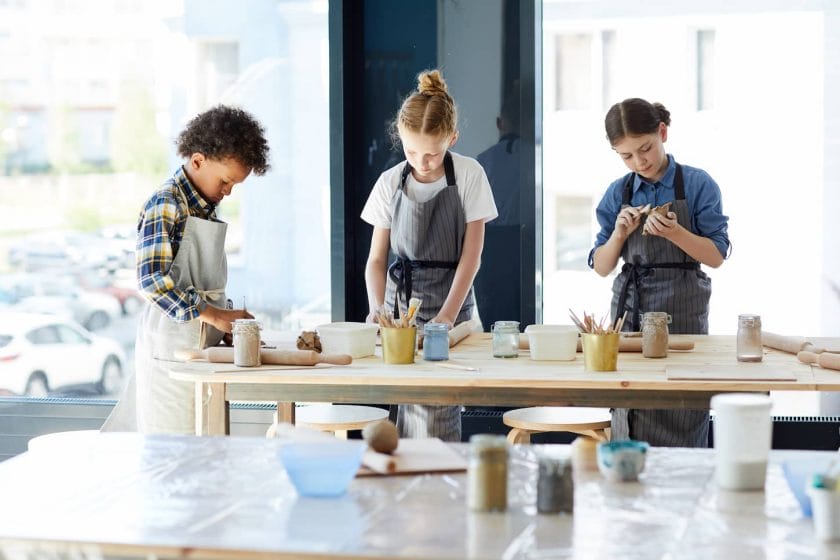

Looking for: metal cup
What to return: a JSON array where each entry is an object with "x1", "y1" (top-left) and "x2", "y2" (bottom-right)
[
  {"x1": 581, "y1": 332, "x2": 620, "y2": 372},
  {"x1": 381, "y1": 327, "x2": 417, "y2": 364}
]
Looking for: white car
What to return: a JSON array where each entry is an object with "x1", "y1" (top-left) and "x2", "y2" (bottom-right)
[{"x1": 0, "y1": 312, "x2": 127, "y2": 396}]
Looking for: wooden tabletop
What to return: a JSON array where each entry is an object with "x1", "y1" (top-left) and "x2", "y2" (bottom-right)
[{"x1": 169, "y1": 334, "x2": 838, "y2": 436}]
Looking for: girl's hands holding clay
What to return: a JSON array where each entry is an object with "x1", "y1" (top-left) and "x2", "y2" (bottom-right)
[
  {"x1": 643, "y1": 210, "x2": 679, "y2": 238},
  {"x1": 613, "y1": 205, "x2": 645, "y2": 239}
]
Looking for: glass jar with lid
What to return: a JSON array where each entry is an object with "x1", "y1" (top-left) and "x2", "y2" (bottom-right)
[
  {"x1": 641, "y1": 312, "x2": 670, "y2": 358},
  {"x1": 736, "y1": 314, "x2": 763, "y2": 362},
  {"x1": 491, "y1": 321, "x2": 520, "y2": 358},
  {"x1": 467, "y1": 434, "x2": 508, "y2": 511},
  {"x1": 423, "y1": 322, "x2": 449, "y2": 361}
]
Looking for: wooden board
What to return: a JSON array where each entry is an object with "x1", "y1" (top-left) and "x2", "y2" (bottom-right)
[
  {"x1": 357, "y1": 437, "x2": 467, "y2": 476},
  {"x1": 666, "y1": 364, "x2": 797, "y2": 381}
]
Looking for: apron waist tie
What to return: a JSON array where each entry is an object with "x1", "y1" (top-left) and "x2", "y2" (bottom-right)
[
  {"x1": 388, "y1": 257, "x2": 457, "y2": 317},
  {"x1": 617, "y1": 262, "x2": 700, "y2": 331},
  {"x1": 196, "y1": 288, "x2": 225, "y2": 304}
]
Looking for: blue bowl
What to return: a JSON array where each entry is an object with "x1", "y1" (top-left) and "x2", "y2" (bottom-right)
[
  {"x1": 280, "y1": 440, "x2": 366, "y2": 497},
  {"x1": 597, "y1": 440, "x2": 649, "y2": 482}
]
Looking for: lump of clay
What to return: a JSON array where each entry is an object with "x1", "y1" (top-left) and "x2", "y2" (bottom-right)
[
  {"x1": 641, "y1": 202, "x2": 672, "y2": 235},
  {"x1": 296, "y1": 330, "x2": 322, "y2": 352},
  {"x1": 362, "y1": 419, "x2": 399, "y2": 454}
]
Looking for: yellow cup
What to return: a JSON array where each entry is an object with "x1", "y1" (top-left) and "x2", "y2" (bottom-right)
[
  {"x1": 581, "y1": 332, "x2": 620, "y2": 372},
  {"x1": 381, "y1": 326, "x2": 417, "y2": 364}
]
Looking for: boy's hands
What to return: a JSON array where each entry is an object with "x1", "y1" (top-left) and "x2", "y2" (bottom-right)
[{"x1": 199, "y1": 306, "x2": 254, "y2": 334}]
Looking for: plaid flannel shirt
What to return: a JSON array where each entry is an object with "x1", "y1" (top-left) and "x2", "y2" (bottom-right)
[{"x1": 135, "y1": 166, "x2": 220, "y2": 323}]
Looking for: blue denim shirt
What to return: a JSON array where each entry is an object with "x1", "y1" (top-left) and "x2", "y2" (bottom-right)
[{"x1": 589, "y1": 154, "x2": 730, "y2": 266}]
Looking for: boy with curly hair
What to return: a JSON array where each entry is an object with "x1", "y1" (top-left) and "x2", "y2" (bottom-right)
[{"x1": 103, "y1": 105, "x2": 271, "y2": 434}]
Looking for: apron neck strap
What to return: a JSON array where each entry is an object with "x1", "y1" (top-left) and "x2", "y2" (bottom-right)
[{"x1": 400, "y1": 152, "x2": 456, "y2": 191}]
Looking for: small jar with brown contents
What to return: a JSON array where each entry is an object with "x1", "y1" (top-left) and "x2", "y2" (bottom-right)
[
  {"x1": 736, "y1": 314, "x2": 763, "y2": 362},
  {"x1": 467, "y1": 434, "x2": 508, "y2": 512},
  {"x1": 641, "y1": 312, "x2": 670, "y2": 358}
]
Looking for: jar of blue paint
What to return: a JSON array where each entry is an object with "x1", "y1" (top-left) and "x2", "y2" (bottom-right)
[{"x1": 423, "y1": 322, "x2": 449, "y2": 361}]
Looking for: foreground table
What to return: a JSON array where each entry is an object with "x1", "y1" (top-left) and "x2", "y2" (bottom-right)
[
  {"x1": 169, "y1": 334, "x2": 834, "y2": 435},
  {"x1": 0, "y1": 432, "x2": 834, "y2": 559}
]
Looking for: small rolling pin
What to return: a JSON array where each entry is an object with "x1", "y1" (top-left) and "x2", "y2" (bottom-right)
[
  {"x1": 762, "y1": 332, "x2": 816, "y2": 355},
  {"x1": 418, "y1": 319, "x2": 478, "y2": 349},
  {"x1": 818, "y1": 353, "x2": 840, "y2": 372},
  {"x1": 175, "y1": 347, "x2": 352, "y2": 366}
]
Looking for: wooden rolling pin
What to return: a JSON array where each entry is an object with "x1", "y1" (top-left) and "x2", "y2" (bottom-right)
[
  {"x1": 362, "y1": 449, "x2": 397, "y2": 474},
  {"x1": 175, "y1": 347, "x2": 352, "y2": 366},
  {"x1": 762, "y1": 332, "x2": 815, "y2": 355},
  {"x1": 417, "y1": 319, "x2": 478, "y2": 349},
  {"x1": 573, "y1": 337, "x2": 695, "y2": 353},
  {"x1": 818, "y1": 353, "x2": 840, "y2": 372}
]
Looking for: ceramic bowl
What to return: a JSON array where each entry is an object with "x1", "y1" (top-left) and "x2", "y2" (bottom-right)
[
  {"x1": 280, "y1": 440, "x2": 366, "y2": 497},
  {"x1": 596, "y1": 440, "x2": 649, "y2": 482}
]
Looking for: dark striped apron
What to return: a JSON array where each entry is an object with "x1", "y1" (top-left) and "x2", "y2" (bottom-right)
[
  {"x1": 609, "y1": 164, "x2": 712, "y2": 448},
  {"x1": 387, "y1": 152, "x2": 470, "y2": 441}
]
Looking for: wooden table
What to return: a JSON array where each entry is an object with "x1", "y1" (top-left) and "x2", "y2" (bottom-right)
[
  {"x1": 0, "y1": 432, "x2": 835, "y2": 559},
  {"x1": 169, "y1": 334, "x2": 838, "y2": 436}
]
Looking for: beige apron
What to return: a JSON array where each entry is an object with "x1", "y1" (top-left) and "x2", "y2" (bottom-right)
[{"x1": 102, "y1": 189, "x2": 227, "y2": 434}]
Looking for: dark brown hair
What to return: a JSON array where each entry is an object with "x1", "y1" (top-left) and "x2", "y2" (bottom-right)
[
  {"x1": 176, "y1": 105, "x2": 270, "y2": 175},
  {"x1": 390, "y1": 69, "x2": 457, "y2": 144},
  {"x1": 604, "y1": 98, "x2": 671, "y2": 146}
]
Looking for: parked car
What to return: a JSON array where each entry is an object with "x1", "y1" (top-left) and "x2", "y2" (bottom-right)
[
  {"x1": 0, "y1": 312, "x2": 126, "y2": 396},
  {"x1": 75, "y1": 269, "x2": 144, "y2": 316},
  {"x1": 0, "y1": 273, "x2": 122, "y2": 330}
]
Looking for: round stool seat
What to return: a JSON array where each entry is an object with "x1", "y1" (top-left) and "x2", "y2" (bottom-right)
[
  {"x1": 502, "y1": 407, "x2": 611, "y2": 444},
  {"x1": 296, "y1": 404, "x2": 388, "y2": 433},
  {"x1": 28, "y1": 430, "x2": 100, "y2": 453}
]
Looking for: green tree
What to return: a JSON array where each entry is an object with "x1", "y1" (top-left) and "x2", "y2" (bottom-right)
[{"x1": 111, "y1": 79, "x2": 168, "y2": 176}]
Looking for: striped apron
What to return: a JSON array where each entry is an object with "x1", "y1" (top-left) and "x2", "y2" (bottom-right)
[
  {"x1": 387, "y1": 152, "x2": 471, "y2": 441},
  {"x1": 609, "y1": 164, "x2": 712, "y2": 447}
]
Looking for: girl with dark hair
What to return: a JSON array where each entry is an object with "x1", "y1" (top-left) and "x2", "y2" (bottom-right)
[{"x1": 589, "y1": 97, "x2": 730, "y2": 447}]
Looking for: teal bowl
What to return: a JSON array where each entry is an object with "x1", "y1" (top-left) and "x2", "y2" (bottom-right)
[
  {"x1": 280, "y1": 440, "x2": 366, "y2": 497},
  {"x1": 597, "y1": 440, "x2": 649, "y2": 482}
]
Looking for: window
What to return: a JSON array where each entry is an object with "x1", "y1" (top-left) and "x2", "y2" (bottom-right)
[
  {"x1": 0, "y1": 1, "x2": 330, "y2": 398},
  {"x1": 554, "y1": 34, "x2": 591, "y2": 111},
  {"x1": 696, "y1": 29, "x2": 715, "y2": 111}
]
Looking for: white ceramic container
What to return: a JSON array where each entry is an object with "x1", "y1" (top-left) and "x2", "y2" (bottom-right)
[
  {"x1": 316, "y1": 322, "x2": 378, "y2": 358},
  {"x1": 524, "y1": 324, "x2": 579, "y2": 361}
]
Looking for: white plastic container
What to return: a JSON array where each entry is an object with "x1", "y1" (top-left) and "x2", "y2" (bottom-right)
[
  {"x1": 808, "y1": 486, "x2": 840, "y2": 541},
  {"x1": 524, "y1": 324, "x2": 579, "y2": 361},
  {"x1": 317, "y1": 322, "x2": 378, "y2": 359}
]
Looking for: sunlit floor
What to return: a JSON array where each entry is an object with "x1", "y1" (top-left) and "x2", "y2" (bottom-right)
[{"x1": 770, "y1": 391, "x2": 822, "y2": 416}]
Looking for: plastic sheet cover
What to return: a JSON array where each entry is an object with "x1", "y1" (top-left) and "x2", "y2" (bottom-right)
[{"x1": 0, "y1": 432, "x2": 836, "y2": 559}]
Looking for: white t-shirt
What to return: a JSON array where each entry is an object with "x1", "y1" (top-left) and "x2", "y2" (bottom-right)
[{"x1": 361, "y1": 151, "x2": 499, "y2": 228}]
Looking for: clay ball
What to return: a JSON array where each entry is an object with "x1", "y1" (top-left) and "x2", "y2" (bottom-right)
[{"x1": 362, "y1": 419, "x2": 399, "y2": 454}]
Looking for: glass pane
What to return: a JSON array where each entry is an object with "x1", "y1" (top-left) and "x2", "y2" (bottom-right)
[
  {"x1": 543, "y1": 1, "x2": 836, "y2": 337},
  {"x1": 0, "y1": 1, "x2": 330, "y2": 397}
]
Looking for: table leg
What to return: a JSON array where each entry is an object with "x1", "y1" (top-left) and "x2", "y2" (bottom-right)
[
  {"x1": 275, "y1": 402, "x2": 295, "y2": 425},
  {"x1": 195, "y1": 382, "x2": 228, "y2": 436}
]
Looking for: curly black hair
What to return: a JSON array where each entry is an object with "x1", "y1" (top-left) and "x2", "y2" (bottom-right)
[{"x1": 176, "y1": 105, "x2": 270, "y2": 175}]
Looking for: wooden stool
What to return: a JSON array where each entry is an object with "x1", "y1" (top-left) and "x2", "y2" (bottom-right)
[
  {"x1": 294, "y1": 404, "x2": 389, "y2": 439},
  {"x1": 502, "y1": 407, "x2": 611, "y2": 444}
]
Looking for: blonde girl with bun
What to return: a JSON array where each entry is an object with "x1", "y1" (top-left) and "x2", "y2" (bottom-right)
[{"x1": 361, "y1": 69, "x2": 498, "y2": 441}]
